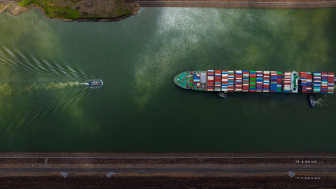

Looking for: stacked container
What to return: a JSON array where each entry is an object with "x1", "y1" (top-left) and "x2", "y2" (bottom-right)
[
  {"x1": 235, "y1": 70, "x2": 243, "y2": 92},
  {"x1": 193, "y1": 72, "x2": 200, "y2": 90},
  {"x1": 299, "y1": 72, "x2": 307, "y2": 93},
  {"x1": 194, "y1": 72, "x2": 200, "y2": 82},
  {"x1": 221, "y1": 70, "x2": 228, "y2": 92},
  {"x1": 321, "y1": 72, "x2": 328, "y2": 93},
  {"x1": 249, "y1": 71, "x2": 256, "y2": 92},
  {"x1": 270, "y1": 71, "x2": 277, "y2": 92},
  {"x1": 242, "y1": 71, "x2": 249, "y2": 92},
  {"x1": 214, "y1": 70, "x2": 222, "y2": 91},
  {"x1": 228, "y1": 71, "x2": 235, "y2": 92},
  {"x1": 256, "y1": 71, "x2": 263, "y2": 92},
  {"x1": 263, "y1": 71, "x2": 270, "y2": 92},
  {"x1": 189, "y1": 72, "x2": 193, "y2": 89},
  {"x1": 277, "y1": 72, "x2": 283, "y2": 92},
  {"x1": 328, "y1": 72, "x2": 334, "y2": 93},
  {"x1": 306, "y1": 73, "x2": 313, "y2": 93},
  {"x1": 207, "y1": 70, "x2": 214, "y2": 91},
  {"x1": 186, "y1": 73, "x2": 190, "y2": 89},
  {"x1": 283, "y1": 72, "x2": 291, "y2": 93},
  {"x1": 313, "y1": 72, "x2": 321, "y2": 93}
]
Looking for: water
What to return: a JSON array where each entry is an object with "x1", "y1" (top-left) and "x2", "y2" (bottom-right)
[{"x1": 0, "y1": 7, "x2": 336, "y2": 152}]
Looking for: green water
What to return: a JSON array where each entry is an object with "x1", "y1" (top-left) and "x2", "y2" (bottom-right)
[{"x1": 0, "y1": 7, "x2": 336, "y2": 152}]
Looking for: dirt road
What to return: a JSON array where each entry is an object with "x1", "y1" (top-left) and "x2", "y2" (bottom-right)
[{"x1": 1, "y1": 167, "x2": 336, "y2": 175}]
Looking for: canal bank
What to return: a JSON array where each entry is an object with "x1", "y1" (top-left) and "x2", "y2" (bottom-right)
[
  {"x1": 1, "y1": 152, "x2": 336, "y2": 188},
  {"x1": 1, "y1": 0, "x2": 336, "y2": 22}
]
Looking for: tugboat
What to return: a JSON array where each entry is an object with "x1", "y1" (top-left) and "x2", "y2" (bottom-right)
[
  {"x1": 89, "y1": 80, "x2": 103, "y2": 88},
  {"x1": 308, "y1": 94, "x2": 316, "y2": 108},
  {"x1": 216, "y1": 91, "x2": 229, "y2": 99}
]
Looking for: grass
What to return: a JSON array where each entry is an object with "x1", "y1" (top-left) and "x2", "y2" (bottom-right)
[
  {"x1": 116, "y1": 7, "x2": 130, "y2": 17},
  {"x1": 17, "y1": 0, "x2": 80, "y2": 20}
]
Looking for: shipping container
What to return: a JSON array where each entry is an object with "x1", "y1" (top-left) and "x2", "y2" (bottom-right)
[
  {"x1": 242, "y1": 71, "x2": 249, "y2": 92},
  {"x1": 283, "y1": 71, "x2": 291, "y2": 93},
  {"x1": 207, "y1": 70, "x2": 214, "y2": 91},
  {"x1": 221, "y1": 70, "x2": 228, "y2": 92},
  {"x1": 256, "y1": 71, "x2": 263, "y2": 92},
  {"x1": 235, "y1": 70, "x2": 243, "y2": 92},
  {"x1": 228, "y1": 71, "x2": 235, "y2": 92},
  {"x1": 313, "y1": 72, "x2": 321, "y2": 93},
  {"x1": 328, "y1": 72, "x2": 334, "y2": 93},
  {"x1": 263, "y1": 71, "x2": 270, "y2": 92},
  {"x1": 249, "y1": 71, "x2": 256, "y2": 92},
  {"x1": 270, "y1": 71, "x2": 277, "y2": 92},
  {"x1": 214, "y1": 70, "x2": 222, "y2": 91}
]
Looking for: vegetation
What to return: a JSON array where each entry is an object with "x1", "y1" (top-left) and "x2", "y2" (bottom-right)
[
  {"x1": 17, "y1": 0, "x2": 80, "y2": 20},
  {"x1": 15, "y1": 0, "x2": 138, "y2": 21},
  {"x1": 116, "y1": 8, "x2": 130, "y2": 17}
]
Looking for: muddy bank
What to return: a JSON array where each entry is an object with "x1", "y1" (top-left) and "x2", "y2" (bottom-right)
[
  {"x1": 3, "y1": 3, "x2": 33, "y2": 16},
  {"x1": 0, "y1": 4, "x2": 9, "y2": 13},
  {"x1": 0, "y1": 0, "x2": 140, "y2": 22},
  {"x1": 0, "y1": 175, "x2": 334, "y2": 188}
]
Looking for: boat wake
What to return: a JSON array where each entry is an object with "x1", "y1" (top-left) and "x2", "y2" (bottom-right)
[
  {"x1": 316, "y1": 95, "x2": 332, "y2": 107},
  {"x1": 0, "y1": 81, "x2": 91, "y2": 94},
  {"x1": 0, "y1": 81, "x2": 95, "y2": 129}
]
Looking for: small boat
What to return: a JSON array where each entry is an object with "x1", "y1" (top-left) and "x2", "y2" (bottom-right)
[
  {"x1": 308, "y1": 94, "x2": 316, "y2": 108},
  {"x1": 89, "y1": 80, "x2": 103, "y2": 88},
  {"x1": 217, "y1": 91, "x2": 229, "y2": 99}
]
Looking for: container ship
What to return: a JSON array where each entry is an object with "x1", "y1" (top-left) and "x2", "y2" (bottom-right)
[{"x1": 174, "y1": 70, "x2": 335, "y2": 94}]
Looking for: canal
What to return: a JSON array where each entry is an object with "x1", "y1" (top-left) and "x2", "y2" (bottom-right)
[{"x1": 0, "y1": 7, "x2": 335, "y2": 152}]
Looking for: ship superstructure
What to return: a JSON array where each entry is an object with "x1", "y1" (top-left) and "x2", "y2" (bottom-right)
[{"x1": 174, "y1": 70, "x2": 335, "y2": 94}]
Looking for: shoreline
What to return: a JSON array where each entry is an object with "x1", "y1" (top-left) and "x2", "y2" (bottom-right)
[
  {"x1": 1, "y1": 152, "x2": 336, "y2": 165},
  {"x1": 1, "y1": 0, "x2": 336, "y2": 22},
  {"x1": 134, "y1": 0, "x2": 336, "y2": 8},
  {"x1": 2, "y1": 152, "x2": 336, "y2": 157}
]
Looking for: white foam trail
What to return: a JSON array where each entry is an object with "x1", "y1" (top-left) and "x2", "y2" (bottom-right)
[
  {"x1": 0, "y1": 81, "x2": 90, "y2": 95},
  {"x1": 316, "y1": 95, "x2": 332, "y2": 107}
]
